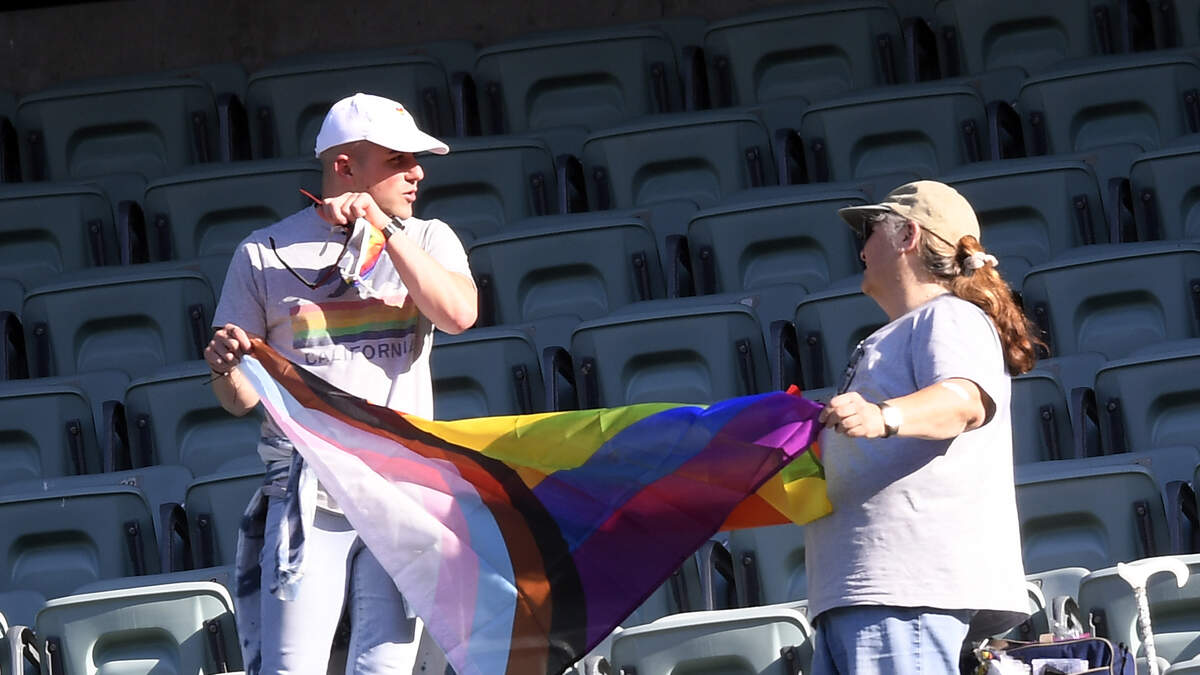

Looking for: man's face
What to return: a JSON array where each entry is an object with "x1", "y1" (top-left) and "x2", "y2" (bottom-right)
[
  {"x1": 858, "y1": 216, "x2": 901, "y2": 298},
  {"x1": 351, "y1": 142, "x2": 424, "y2": 220}
]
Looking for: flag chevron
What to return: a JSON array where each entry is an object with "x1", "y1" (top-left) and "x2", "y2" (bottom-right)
[{"x1": 239, "y1": 339, "x2": 829, "y2": 675}]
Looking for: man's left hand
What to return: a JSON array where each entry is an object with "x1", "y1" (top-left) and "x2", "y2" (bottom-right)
[{"x1": 820, "y1": 392, "x2": 887, "y2": 438}]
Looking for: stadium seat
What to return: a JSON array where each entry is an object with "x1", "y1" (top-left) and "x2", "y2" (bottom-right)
[
  {"x1": 0, "y1": 182, "x2": 117, "y2": 287},
  {"x1": 0, "y1": 279, "x2": 20, "y2": 318},
  {"x1": 245, "y1": 49, "x2": 454, "y2": 158},
  {"x1": 1017, "y1": 53, "x2": 1200, "y2": 158},
  {"x1": 791, "y1": 279, "x2": 889, "y2": 391},
  {"x1": 1146, "y1": 0, "x2": 1200, "y2": 50},
  {"x1": 141, "y1": 158, "x2": 321, "y2": 262},
  {"x1": 431, "y1": 326, "x2": 546, "y2": 419},
  {"x1": 20, "y1": 264, "x2": 216, "y2": 379},
  {"x1": 1089, "y1": 339, "x2": 1200, "y2": 453},
  {"x1": 0, "y1": 484, "x2": 160, "y2": 599},
  {"x1": 607, "y1": 605, "x2": 814, "y2": 675},
  {"x1": 932, "y1": 0, "x2": 1116, "y2": 76},
  {"x1": 122, "y1": 360, "x2": 262, "y2": 476},
  {"x1": 798, "y1": 83, "x2": 990, "y2": 182},
  {"x1": 684, "y1": 185, "x2": 867, "y2": 297},
  {"x1": 1011, "y1": 368, "x2": 1075, "y2": 464},
  {"x1": 724, "y1": 524, "x2": 808, "y2": 607},
  {"x1": 184, "y1": 465, "x2": 265, "y2": 569},
  {"x1": 468, "y1": 215, "x2": 665, "y2": 349},
  {"x1": 940, "y1": 158, "x2": 1109, "y2": 282},
  {"x1": 15, "y1": 76, "x2": 221, "y2": 204},
  {"x1": 1019, "y1": 242, "x2": 1200, "y2": 360},
  {"x1": 1077, "y1": 554, "x2": 1200, "y2": 666},
  {"x1": 35, "y1": 580, "x2": 241, "y2": 674},
  {"x1": 568, "y1": 297, "x2": 771, "y2": 407},
  {"x1": 0, "y1": 89, "x2": 17, "y2": 184},
  {"x1": 1129, "y1": 139, "x2": 1200, "y2": 241},
  {"x1": 1015, "y1": 460, "x2": 1173, "y2": 573},
  {"x1": 415, "y1": 135, "x2": 559, "y2": 243},
  {"x1": 580, "y1": 110, "x2": 780, "y2": 212},
  {"x1": 0, "y1": 377, "x2": 104, "y2": 483},
  {"x1": 473, "y1": 26, "x2": 684, "y2": 135},
  {"x1": 0, "y1": 590, "x2": 45, "y2": 634},
  {"x1": 703, "y1": 1, "x2": 906, "y2": 106}
]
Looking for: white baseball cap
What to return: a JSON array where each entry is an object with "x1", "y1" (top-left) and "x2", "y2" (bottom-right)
[{"x1": 313, "y1": 92, "x2": 450, "y2": 158}]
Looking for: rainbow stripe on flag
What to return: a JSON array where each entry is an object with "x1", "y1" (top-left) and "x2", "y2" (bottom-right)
[{"x1": 239, "y1": 340, "x2": 829, "y2": 675}]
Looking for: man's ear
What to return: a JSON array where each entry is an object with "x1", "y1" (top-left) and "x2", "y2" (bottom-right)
[
  {"x1": 332, "y1": 153, "x2": 353, "y2": 177},
  {"x1": 898, "y1": 219, "x2": 921, "y2": 253}
]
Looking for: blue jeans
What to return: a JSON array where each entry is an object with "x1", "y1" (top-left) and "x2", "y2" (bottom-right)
[
  {"x1": 811, "y1": 606, "x2": 974, "y2": 675},
  {"x1": 259, "y1": 497, "x2": 441, "y2": 674}
]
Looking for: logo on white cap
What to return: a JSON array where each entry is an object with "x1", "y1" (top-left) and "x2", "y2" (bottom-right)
[{"x1": 314, "y1": 92, "x2": 450, "y2": 158}]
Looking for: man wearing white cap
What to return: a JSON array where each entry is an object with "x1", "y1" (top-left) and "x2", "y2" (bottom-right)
[
  {"x1": 204, "y1": 93, "x2": 476, "y2": 674},
  {"x1": 806, "y1": 181, "x2": 1039, "y2": 674}
]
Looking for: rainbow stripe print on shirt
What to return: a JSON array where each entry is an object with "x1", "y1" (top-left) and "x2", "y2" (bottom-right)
[{"x1": 290, "y1": 295, "x2": 418, "y2": 348}]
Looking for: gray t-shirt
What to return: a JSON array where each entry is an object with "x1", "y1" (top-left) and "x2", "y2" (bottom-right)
[
  {"x1": 805, "y1": 293, "x2": 1028, "y2": 638},
  {"x1": 213, "y1": 206, "x2": 472, "y2": 465}
]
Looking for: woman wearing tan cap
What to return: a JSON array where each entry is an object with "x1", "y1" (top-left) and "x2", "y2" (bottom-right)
[{"x1": 807, "y1": 181, "x2": 1041, "y2": 674}]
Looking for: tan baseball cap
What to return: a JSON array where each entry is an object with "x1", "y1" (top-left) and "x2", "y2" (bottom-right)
[
  {"x1": 838, "y1": 180, "x2": 980, "y2": 247},
  {"x1": 314, "y1": 92, "x2": 449, "y2": 158}
]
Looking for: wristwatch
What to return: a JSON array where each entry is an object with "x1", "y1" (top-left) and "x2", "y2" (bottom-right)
[
  {"x1": 879, "y1": 402, "x2": 903, "y2": 438},
  {"x1": 381, "y1": 216, "x2": 405, "y2": 241}
]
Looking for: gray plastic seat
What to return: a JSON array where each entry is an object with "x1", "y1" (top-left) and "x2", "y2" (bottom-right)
[
  {"x1": 569, "y1": 298, "x2": 770, "y2": 407},
  {"x1": 0, "y1": 377, "x2": 103, "y2": 484},
  {"x1": 184, "y1": 466, "x2": 265, "y2": 569},
  {"x1": 141, "y1": 158, "x2": 321, "y2": 262},
  {"x1": 0, "y1": 485, "x2": 160, "y2": 599},
  {"x1": 1015, "y1": 460, "x2": 1171, "y2": 573},
  {"x1": 581, "y1": 110, "x2": 778, "y2": 212},
  {"x1": 608, "y1": 605, "x2": 814, "y2": 675},
  {"x1": 1019, "y1": 242, "x2": 1200, "y2": 360},
  {"x1": 799, "y1": 83, "x2": 989, "y2": 182},
  {"x1": 1129, "y1": 140, "x2": 1200, "y2": 241},
  {"x1": 940, "y1": 158, "x2": 1109, "y2": 283},
  {"x1": 0, "y1": 182, "x2": 117, "y2": 288},
  {"x1": 791, "y1": 280, "x2": 888, "y2": 391},
  {"x1": 474, "y1": 26, "x2": 683, "y2": 135},
  {"x1": 246, "y1": 49, "x2": 453, "y2": 158},
  {"x1": 21, "y1": 265, "x2": 216, "y2": 379},
  {"x1": 1091, "y1": 339, "x2": 1200, "y2": 453},
  {"x1": 932, "y1": 0, "x2": 1115, "y2": 75},
  {"x1": 123, "y1": 360, "x2": 263, "y2": 477},
  {"x1": 1011, "y1": 369, "x2": 1075, "y2": 464},
  {"x1": 1018, "y1": 53, "x2": 1200, "y2": 158},
  {"x1": 431, "y1": 327, "x2": 544, "y2": 419},
  {"x1": 685, "y1": 185, "x2": 868, "y2": 297},
  {"x1": 15, "y1": 76, "x2": 220, "y2": 205},
  {"x1": 415, "y1": 135, "x2": 559, "y2": 243},
  {"x1": 35, "y1": 580, "x2": 241, "y2": 675},
  {"x1": 726, "y1": 524, "x2": 808, "y2": 607},
  {"x1": 703, "y1": 0, "x2": 905, "y2": 106}
]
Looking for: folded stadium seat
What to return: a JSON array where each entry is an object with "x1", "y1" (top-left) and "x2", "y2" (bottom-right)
[
  {"x1": 606, "y1": 605, "x2": 814, "y2": 675},
  {"x1": 940, "y1": 158, "x2": 1110, "y2": 283},
  {"x1": 931, "y1": 0, "x2": 1117, "y2": 77},
  {"x1": 791, "y1": 278, "x2": 889, "y2": 392},
  {"x1": 1139, "y1": 0, "x2": 1200, "y2": 50},
  {"x1": 245, "y1": 49, "x2": 454, "y2": 159},
  {"x1": 1014, "y1": 459, "x2": 1180, "y2": 574},
  {"x1": 1019, "y1": 242, "x2": 1200, "y2": 361},
  {"x1": 140, "y1": 158, "x2": 321, "y2": 263},
  {"x1": 1129, "y1": 138, "x2": 1200, "y2": 241},
  {"x1": 473, "y1": 26, "x2": 687, "y2": 138},
  {"x1": 797, "y1": 83, "x2": 990, "y2": 184},
  {"x1": 1011, "y1": 368, "x2": 1076, "y2": 464},
  {"x1": 0, "y1": 182, "x2": 118, "y2": 288},
  {"x1": 567, "y1": 297, "x2": 771, "y2": 407},
  {"x1": 414, "y1": 135, "x2": 559, "y2": 243},
  {"x1": 467, "y1": 215, "x2": 665, "y2": 352},
  {"x1": 0, "y1": 589, "x2": 44, "y2": 637},
  {"x1": 0, "y1": 279, "x2": 20, "y2": 317},
  {"x1": 183, "y1": 466, "x2": 265, "y2": 569},
  {"x1": 0, "y1": 377, "x2": 105, "y2": 484},
  {"x1": 0, "y1": 483, "x2": 161, "y2": 600},
  {"x1": 1087, "y1": 339, "x2": 1200, "y2": 454},
  {"x1": 1016, "y1": 53, "x2": 1200, "y2": 187},
  {"x1": 622, "y1": 553, "x2": 719, "y2": 627},
  {"x1": 15, "y1": 75, "x2": 221, "y2": 205},
  {"x1": 685, "y1": 185, "x2": 869, "y2": 298},
  {"x1": 703, "y1": 0, "x2": 907, "y2": 107},
  {"x1": 122, "y1": 361, "x2": 263, "y2": 477},
  {"x1": 431, "y1": 326, "x2": 547, "y2": 419},
  {"x1": 720, "y1": 524, "x2": 808, "y2": 608},
  {"x1": 1077, "y1": 554, "x2": 1200, "y2": 667},
  {"x1": 20, "y1": 264, "x2": 216, "y2": 380},
  {"x1": 0, "y1": 89, "x2": 17, "y2": 183},
  {"x1": 35, "y1": 580, "x2": 241, "y2": 675},
  {"x1": 1011, "y1": 566, "x2": 1091, "y2": 641}
]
